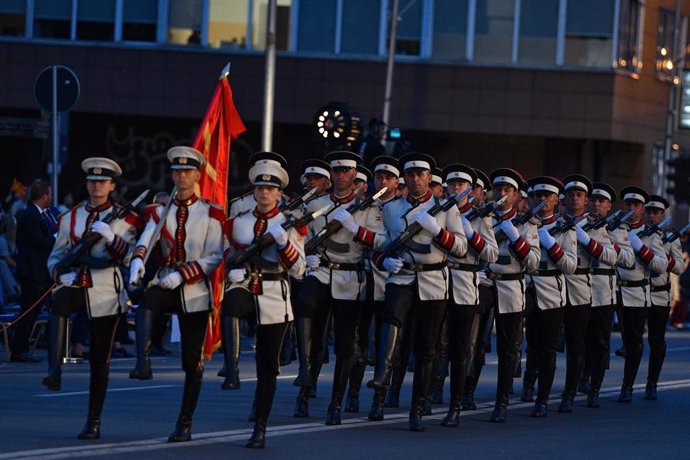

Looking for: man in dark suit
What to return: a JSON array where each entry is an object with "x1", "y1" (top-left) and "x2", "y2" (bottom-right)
[{"x1": 11, "y1": 180, "x2": 56, "y2": 362}]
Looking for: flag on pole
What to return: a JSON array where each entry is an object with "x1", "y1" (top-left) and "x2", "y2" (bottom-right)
[{"x1": 192, "y1": 65, "x2": 246, "y2": 359}]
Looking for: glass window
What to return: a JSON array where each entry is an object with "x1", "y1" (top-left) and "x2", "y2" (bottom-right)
[
  {"x1": 656, "y1": 8, "x2": 676, "y2": 80},
  {"x1": 432, "y1": 0, "x2": 468, "y2": 60},
  {"x1": 617, "y1": 0, "x2": 642, "y2": 72},
  {"x1": 252, "y1": 0, "x2": 292, "y2": 51},
  {"x1": 0, "y1": 0, "x2": 26, "y2": 37},
  {"x1": 168, "y1": 0, "x2": 202, "y2": 46},
  {"x1": 77, "y1": 0, "x2": 115, "y2": 41},
  {"x1": 518, "y1": 0, "x2": 557, "y2": 65},
  {"x1": 123, "y1": 0, "x2": 157, "y2": 42},
  {"x1": 395, "y1": 0, "x2": 422, "y2": 55},
  {"x1": 208, "y1": 0, "x2": 248, "y2": 49},
  {"x1": 297, "y1": 0, "x2": 335, "y2": 53},
  {"x1": 341, "y1": 0, "x2": 379, "y2": 55},
  {"x1": 474, "y1": 0, "x2": 515, "y2": 64},
  {"x1": 564, "y1": 0, "x2": 614, "y2": 68},
  {"x1": 34, "y1": 0, "x2": 71, "y2": 39}
]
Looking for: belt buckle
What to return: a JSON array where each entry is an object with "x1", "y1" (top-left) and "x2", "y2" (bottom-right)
[
  {"x1": 250, "y1": 272, "x2": 263, "y2": 281},
  {"x1": 330, "y1": 262, "x2": 341, "y2": 270},
  {"x1": 409, "y1": 263, "x2": 422, "y2": 271}
]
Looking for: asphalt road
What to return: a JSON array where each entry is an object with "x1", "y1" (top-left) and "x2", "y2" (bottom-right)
[{"x1": 2, "y1": 330, "x2": 689, "y2": 459}]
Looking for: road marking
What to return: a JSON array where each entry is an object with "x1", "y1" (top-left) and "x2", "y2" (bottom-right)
[{"x1": 7, "y1": 379, "x2": 690, "y2": 459}]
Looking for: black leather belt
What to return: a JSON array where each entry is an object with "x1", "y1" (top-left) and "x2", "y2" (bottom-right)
[
  {"x1": 447, "y1": 262, "x2": 479, "y2": 272},
  {"x1": 534, "y1": 269, "x2": 561, "y2": 277},
  {"x1": 252, "y1": 272, "x2": 288, "y2": 281},
  {"x1": 573, "y1": 268, "x2": 589, "y2": 275},
  {"x1": 495, "y1": 255, "x2": 512, "y2": 265},
  {"x1": 650, "y1": 283, "x2": 671, "y2": 292},
  {"x1": 320, "y1": 261, "x2": 364, "y2": 271},
  {"x1": 402, "y1": 262, "x2": 446, "y2": 272},
  {"x1": 617, "y1": 279, "x2": 648, "y2": 288},
  {"x1": 591, "y1": 268, "x2": 615, "y2": 276},
  {"x1": 488, "y1": 272, "x2": 523, "y2": 281}
]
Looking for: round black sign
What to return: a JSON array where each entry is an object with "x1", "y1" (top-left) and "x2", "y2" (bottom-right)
[{"x1": 34, "y1": 65, "x2": 80, "y2": 112}]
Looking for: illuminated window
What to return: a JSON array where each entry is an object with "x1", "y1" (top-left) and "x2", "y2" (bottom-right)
[
  {"x1": 208, "y1": 0, "x2": 248, "y2": 50},
  {"x1": 250, "y1": 0, "x2": 292, "y2": 51},
  {"x1": 656, "y1": 8, "x2": 676, "y2": 81},
  {"x1": 564, "y1": 0, "x2": 614, "y2": 68},
  {"x1": 168, "y1": 0, "x2": 202, "y2": 46},
  {"x1": 0, "y1": 0, "x2": 26, "y2": 37},
  {"x1": 617, "y1": 0, "x2": 642, "y2": 73}
]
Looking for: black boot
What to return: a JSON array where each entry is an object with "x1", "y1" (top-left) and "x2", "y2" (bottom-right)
[
  {"x1": 129, "y1": 308, "x2": 153, "y2": 380},
  {"x1": 294, "y1": 385, "x2": 310, "y2": 418},
  {"x1": 217, "y1": 364, "x2": 226, "y2": 378},
  {"x1": 530, "y1": 401, "x2": 548, "y2": 418},
  {"x1": 309, "y1": 355, "x2": 323, "y2": 399},
  {"x1": 644, "y1": 383, "x2": 657, "y2": 400},
  {"x1": 368, "y1": 389, "x2": 385, "y2": 421},
  {"x1": 384, "y1": 383, "x2": 400, "y2": 408},
  {"x1": 326, "y1": 356, "x2": 352, "y2": 425},
  {"x1": 441, "y1": 360, "x2": 466, "y2": 427},
  {"x1": 462, "y1": 375, "x2": 478, "y2": 410},
  {"x1": 78, "y1": 367, "x2": 108, "y2": 440},
  {"x1": 587, "y1": 388, "x2": 600, "y2": 408},
  {"x1": 246, "y1": 418, "x2": 266, "y2": 449},
  {"x1": 489, "y1": 395, "x2": 508, "y2": 423},
  {"x1": 408, "y1": 396, "x2": 426, "y2": 432},
  {"x1": 220, "y1": 316, "x2": 240, "y2": 390},
  {"x1": 168, "y1": 368, "x2": 203, "y2": 442},
  {"x1": 292, "y1": 318, "x2": 312, "y2": 387},
  {"x1": 431, "y1": 375, "x2": 445, "y2": 405},
  {"x1": 367, "y1": 323, "x2": 399, "y2": 390},
  {"x1": 618, "y1": 385, "x2": 633, "y2": 403},
  {"x1": 578, "y1": 375, "x2": 591, "y2": 394},
  {"x1": 520, "y1": 380, "x2": 535, "y2": 403},
  {"x1": 558, "y1": 396, "x2": 574, "y2": 413},
  {"x1": 248, "y1": 397, "x2": 257, "y2": 422},
  {"x1": 42, "y1": 315, "x2": 66, "y2": 391},
  {"x1": 344, "y1": 358, "x2": 366, "y2": 413},
  {"x1": 441, "y1": 399, "x2": 460, "y2": 427}
]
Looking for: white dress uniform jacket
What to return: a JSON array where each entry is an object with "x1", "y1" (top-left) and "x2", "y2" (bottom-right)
[
  {"x1": 361, "y1": 196, "x2": 396, "y2": 302},
  {"x1": 132, "y1": 195, "x2": 224, "y2": 314},
  {"x1": 591, "y1": 225, "x2": 634, "y2": 307},
  {"x1": 650, "y1": 235, "x2": 684, "y2": 307},
  {"x1": 48, "y1": 202, "x2": 137, "y2": 318}
]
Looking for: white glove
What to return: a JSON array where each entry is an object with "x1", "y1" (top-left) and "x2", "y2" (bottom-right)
[
  {"x1": 129, "y1": 258, "x2": 145, "y2": 286},
  {"x1": 415, "y1": 212, "x2": 442, "y2": 236},
  {"x1": 538, "y1": 227, "x2": 557, "y2": 250},
  {"x1": 576, "y1": 227, "x2": 591, "y2": 246},
  {"x1": 461, "y1": 216, "x2": 475, "y2": 239},
  {"x1": 59, "y1": 272, "x2": 77, "y2": 286},
  {"x1": 91, "y1": 221, "x2": 115, "y2": 244},
  {"x1": 331, "y1": 208, "x2": 359, "y2": 234},
  {"x1": 228, "y1": 268, "x2": 246, "y2": 283},
  {"x1": 159, "y1": 271, "x2": 183, "y2": 290},
  {"x1": 267, "y1": 223, "x2": 289, "y2": 248},
  {"x1": 383, "y1": 257, "x2": 403, "y2": 274},
  {"x1": 306, "y1": 254, "x2": 321, "y2": 269},
  {"x1": 500, "y1": 220, "x2": 520, "y2": 242},
  {"x1": 628, "y1": 232, "x2": 643, "y2": 252}
]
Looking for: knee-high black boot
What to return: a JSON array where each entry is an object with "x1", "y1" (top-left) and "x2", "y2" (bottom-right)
[
  {"x1": 345, "y1": 356, "x2": 366, "y2": 413},
  {"x1": 490, "y1": 355, "x2": 514, "y2": 423},
  {"x1": 559, "y1": 353, "x2": 584, "y2": 413},
  {"x1": 409, "y1": 359, "x2": 434, "y2": 432},
  {"x1": 168, "y1": 368, "x2": 203, "y2": 443},
  {"x1": 368, "y1": 388, "x2": 386, "y2": 421},
  {"x1": 78, "y1": 366, "x2": 108, "y2": 440},
  {"x1": 247, "y1": 375, "x2": 276, "y2": 448},
  {"x1": 326, "y1": 355, "x2": 354, "y2": 425},
  {"x1": 441, "y1": 359, "x2": 467, "y2": 427},
  {"x1": 292, "y1": 318, "x2": 311, "y2": 387},
  {"x1": 367, "y1": 323, "x2": 399, "y2": 390},
  {"x1": 129, "y1": 308, "x2": 153, "y2": 380},
  {"x1": 42, "y1": 314, "x2": 66, "y2": 391},
  {"x1": 220, "y1": 316, "x2": 240, "y2": 390}
]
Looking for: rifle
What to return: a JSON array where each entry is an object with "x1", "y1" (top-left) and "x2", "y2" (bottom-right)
[
  {"x1": 662, "y1": 222, "x2": 690, "y2": 244},
  {"x1": 305, "y1": 187, "x2": 388, "y2": 255},
  {"x1": 280, "y1": 187, "x2": 318, "y2": 213},
  {"x1": 606, "y1": 209, "x2": 634, "y2": 232},
  {"x1": 465, "y1": 195, "x2": 509, "y2": 222},
  {"x1": 638, "y1": 216, "x2": 672, "y2": 238},
  {"x1": 549, "y1": 212, "x2": 589, "y2": 236},
  {"x1": 382, "y1": 187, "x2": 472, "y2": 257},
  {"x1": 581, "y1": 210, "x2": 620, "y2": 232},
  {"x1": 226, "y1": 203, "x2": 332, "y2": 268},
  {"x1": 54, "y1": 189, "x2": 150, "y2": 276},
  {"x1": 494, "y1": 200, "x2": 546, "y2": 243}
]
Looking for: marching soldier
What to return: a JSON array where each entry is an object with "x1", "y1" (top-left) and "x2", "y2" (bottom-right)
[
  {"x1": 583, "y1": 183, "x2": 634, "y2": 408},
  {"x1": 521, "y1": 177, "x2": 577, "y2": 417},
  {"x1": 368, "y1": 152, "x2": 467, "y2": 431},
  {"x1": 355, "y1": 164, "x2": 371, "y2": 199},
  {"x1": 440, "y1": 164, "x2": 498, "y2": 427},
  {"x1": 229, "y1": 152, "x2": 288, "y2": 219},
  {"x1": 344, "y1": 156, "x2": 399, "y2": 420},
  {"x1": 430, "y1": 167, "x2": 444, "y2": 198},
  {"x1": 558, "y1": 175, "x2": 617, "y2": 413},
  {"x1": 128, "y1": 146, "x2": 224, "y2": 442},
  {"x1": 293, "y1": 151, "x2": 383, "y2": 425},
  {"x1": 482, "y1": 168, "x2": 540, "y2": 423},
  {"x1": 616, "y1": 187, "x2": 667, "y2": 402},
  {"x1": 643, "y1": 195, "x2": 682, "y2": 400},
  {"x1": 223, "y1": 153, "x2": 306, "y2": 448},
  {"x1": 44, "y1": 157, "x2": 138, "y2": 439}
]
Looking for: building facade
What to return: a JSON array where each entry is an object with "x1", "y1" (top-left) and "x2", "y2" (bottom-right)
[{"x1": 0, "y1": 0, "x2": 689, "y2": 204}]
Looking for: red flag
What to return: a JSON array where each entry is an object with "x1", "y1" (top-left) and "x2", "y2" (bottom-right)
[{"x1": 192, "y1": 74, "x2": 246, "y2": 359}]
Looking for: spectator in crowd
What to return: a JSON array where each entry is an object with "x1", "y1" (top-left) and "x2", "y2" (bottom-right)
[
  {"x1": 11, "y1": 180, "x2": 55, "y2": 362},
  {"x1": 0, "y1": 205, "x2": 18, "y2": 254}
]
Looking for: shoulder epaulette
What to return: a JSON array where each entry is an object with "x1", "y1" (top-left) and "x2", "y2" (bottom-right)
[{"x1": 208, "y1": 201, "x2": 226, "y2": 222}]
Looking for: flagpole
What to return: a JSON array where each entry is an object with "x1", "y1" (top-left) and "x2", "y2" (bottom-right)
[{"x1": 261, "y1": 0, "x2": 277, "y2": 151}]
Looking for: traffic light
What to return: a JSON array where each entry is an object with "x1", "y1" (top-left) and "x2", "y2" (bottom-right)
[{"x1": 666, "y1": 156, "x2": 690, "y2": 204}]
